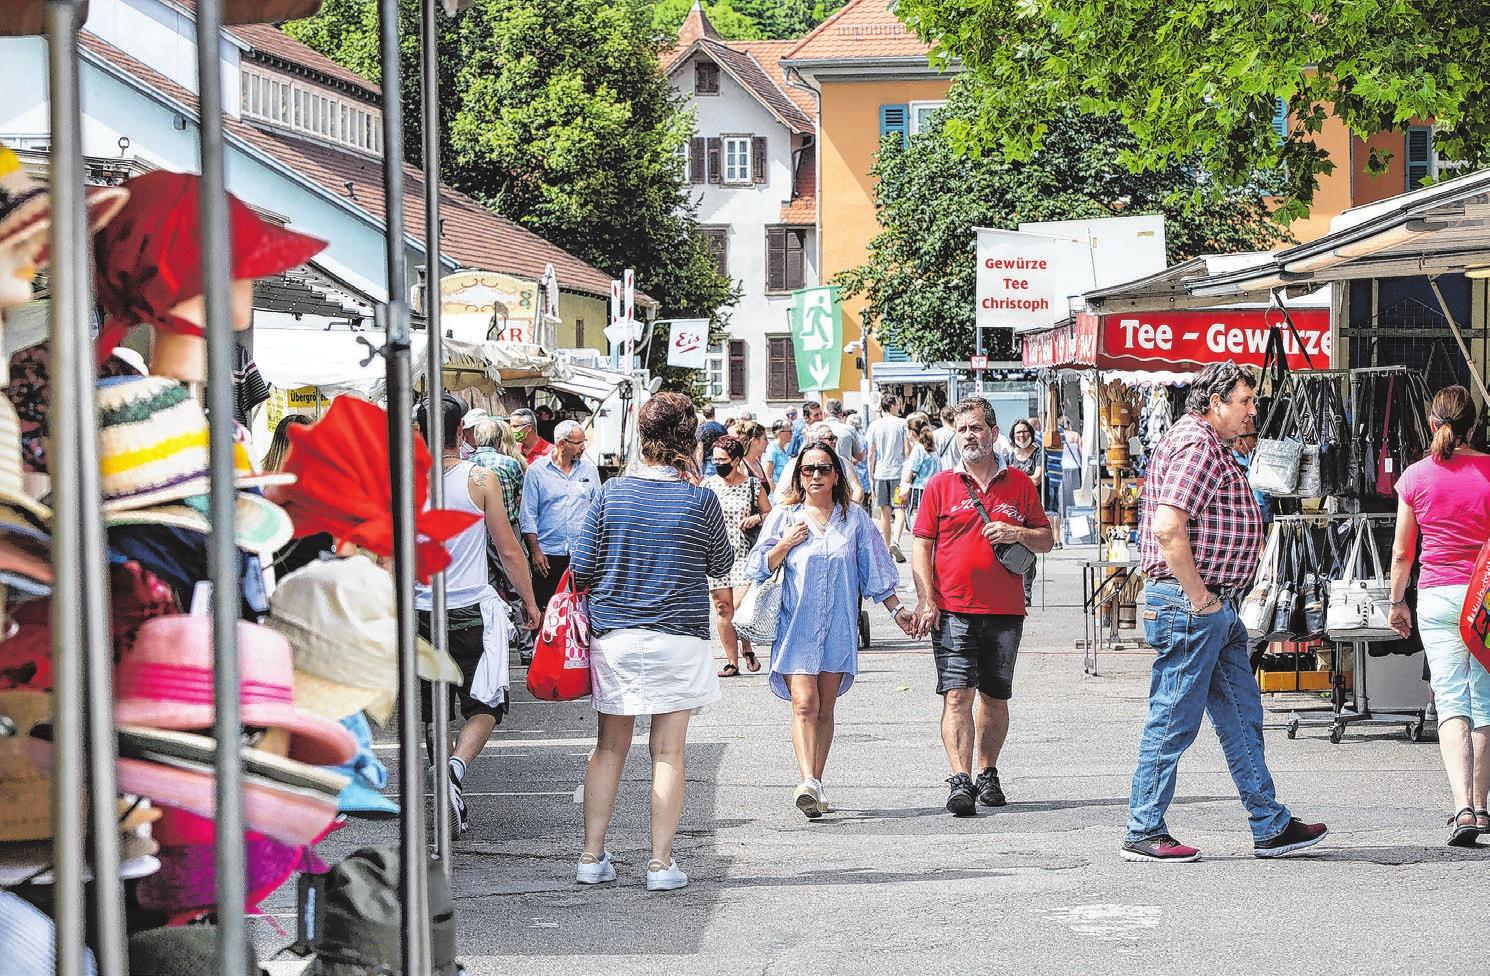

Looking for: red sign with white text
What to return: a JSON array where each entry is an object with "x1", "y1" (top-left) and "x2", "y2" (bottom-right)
[{"x1": 1023, "y1": 307, "x2": 1331, "y2": 371}]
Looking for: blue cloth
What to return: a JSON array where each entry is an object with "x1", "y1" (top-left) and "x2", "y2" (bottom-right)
[
  {"x1": 698, "y1": 420, "x2": 728, "y2": 477},
  {"x1": 906, "y1": 444, "x2": 940, "y2": 489},
  {"x1": 1126, "y1": 580, "x2": 1292, "y2": 843},
  {"x1": 1231, "y1": 448, "x2": 1272, "y2": 525},
  {"x1": 570, "y1": 473, "x2": 734, "y2": 639},
  {"x1": 764, "y1": 442, "x2": 792, "y2": 484},
  {"x1": 518, "y1": 454, "x2": 600, "y2": 556},
  {"x1": 329, "y1": 713, "x2": 398, "y2": 819},
  {"x1": 746, "y1": 503, "x2": 899, "y2": 701},
  {"x1": 788, "y1": 418, "x2": 807, "y2": 457}
]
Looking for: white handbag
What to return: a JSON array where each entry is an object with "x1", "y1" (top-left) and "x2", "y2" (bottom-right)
[
  {"x1": 1248, "y1": 398, "x2": 1304, "y2": 496},
  {"x1": 1239, "y1": 523, "x2": 1282, "y2": 639},
  {"x1": 1325, "y1": 521, "x2": 1397, "y2": 641},
  {"x1": 733, "y1": 564, "x2": 783, "y2": 645}
]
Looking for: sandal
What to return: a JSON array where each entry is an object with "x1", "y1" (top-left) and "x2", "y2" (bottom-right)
[
  {"x1": 1476, "y1": 809, "x2": 1490, "y2": 834},
  {"x1": 717, "y1": 663, "x2": 739, "y2": 678},
  {"x1": 1448, "y1": 807, "x2": 1480, "y2": 847},
  {"x1": 741, "y1": 650, "x2": 761, "y2": 673}
]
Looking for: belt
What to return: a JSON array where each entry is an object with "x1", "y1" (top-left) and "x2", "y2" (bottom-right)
[{"x1": 1150, "y1": 579, "x2": 1243, "y2": 602}]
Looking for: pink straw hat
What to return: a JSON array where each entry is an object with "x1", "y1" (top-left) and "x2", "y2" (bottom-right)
[{"x1": 114, "y1": 615, "x2": 356, "y2": 766}]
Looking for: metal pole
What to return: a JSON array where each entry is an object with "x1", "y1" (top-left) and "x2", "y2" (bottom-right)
[
  {"x1": 377, "y1": 0, "x2": 433, "y2": 970},
  {"x1": 43, "y1": 5, "x2": 94, "y2": 975},
  {"x1": 1427, "y1": 276, "x2": 1490, "y2": 404},
  {"x1": 420, "y1": 0, "x2": 453, "y2": 874},
  {"x1": 192, "y1": 4, "x2": 247, "y2": 975}
]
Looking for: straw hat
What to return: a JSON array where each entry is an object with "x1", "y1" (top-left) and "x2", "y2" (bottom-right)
[
  {"x1": 264, "y1": 554, "x2": 462, "y2": 725},
  {"x1": 0, "y1": 146, "x2": 129, "y2": 256},
  {"x1": 104, "y1": 491, "x2": 293, "y2": 557},
  {"x1": 114, "y1": 615, "x2": 357, "y2": 766},
  {"x1": 96, "y1": 376, "x2": 293, "y2": 513},
  {"x1": 0, "y1": 397, "x2": 49, "y2": 529},
  {"x1": 0, "y1": 688, "x2": 51, "y2": 841}
]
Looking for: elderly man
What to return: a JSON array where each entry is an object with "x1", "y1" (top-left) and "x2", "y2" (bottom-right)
[
  {"x1": 460, "y1": 406, "x2": 489, "y2": 457},
  {"x1": 912, "y1": 396, "x2": 1053, "y2": 816},
  {"x1": 510, "y1": 407, "x2": 553, "y2": 464},
  {"x1": 519, "y1": 419, "x2": 601, "y2": 620},
  {"x1": 1123, "y1": 361, "x2": 1326, "y2": 862}
]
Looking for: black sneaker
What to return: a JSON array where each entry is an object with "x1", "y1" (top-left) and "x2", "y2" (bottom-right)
[
  {"x1": 1253, "y1": 818, "x2": 1328, "y2": 859},
  {"x1": 447, "y1": 757, "x2": 471, "y2": 837},
  {"x1": 945, "y1": 774, "x2": 977, "y2": 817},
  {"x1": 1120, "y1": 834, "x2": 1201, "y2": 862},
  {"x1": 975, "y1": 767, "x2": 1007, "y2": 807}
]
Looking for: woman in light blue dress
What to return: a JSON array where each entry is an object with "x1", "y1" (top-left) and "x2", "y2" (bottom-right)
[{"x1": 746, "y1": 441, "x2": 917, "y2": 819}]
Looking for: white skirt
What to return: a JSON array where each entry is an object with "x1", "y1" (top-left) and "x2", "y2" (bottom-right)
[{"x1": 590, "y1": 628, "x2": 721, "y2": 716}]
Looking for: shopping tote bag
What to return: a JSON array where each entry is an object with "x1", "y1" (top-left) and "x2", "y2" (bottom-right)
[
  {"x1": 526, "y1": 568, "x2": 592, "y2": 701},
  {"x1": 1459, "y1": 539, "x2": 1490, "y2": 673}
]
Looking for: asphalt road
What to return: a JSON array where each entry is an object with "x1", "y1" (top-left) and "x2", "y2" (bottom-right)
[{"x1": 261, "y1": 548, "x2": 1484, "y2": 976}]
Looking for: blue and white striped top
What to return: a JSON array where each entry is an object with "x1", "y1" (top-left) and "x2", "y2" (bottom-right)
[{"x1": 570, "y1": 474, "x2": 735, "y2": 639}]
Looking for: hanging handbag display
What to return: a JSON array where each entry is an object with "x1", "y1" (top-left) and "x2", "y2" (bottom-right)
[
  {"x1": 1291, "y1": 386, "x2": 1323, "y2": 498},
  {"x1": 1266, "y1": 523, "x2": 1299, "y2": 641},
  {"x1": 1325, "y1": 521, "x2": 1397, "y2": 641},
  {"x1": 1240, "y1": 523, "x2": 1282, "y2": 639},
  {"x1": 1249, "y1": 394, "x2": 1304, "y2": 496},
  {"x1": 1314, "y1": 376, "x2": 1347, "y2": 498},
  {"x1": 526, "y1": 568, "x2": 592, "y2": 701},
  {"x1": 960, "y1": 475, "x2": 1037, "y2": 575},
  {"x1": 1297, "y1": 527, "x2": 1327, "y2": 640},
  {"x1": 1375, "y1": 375, "x2": 1399, "y2": 497}
]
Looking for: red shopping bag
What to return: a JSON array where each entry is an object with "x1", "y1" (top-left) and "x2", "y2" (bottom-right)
[
  {"x1": 1459, "y1": 539, "x2": 1490, "y2": 672},
  {"x1": 526, "y1": 568, "x2": 592, "y2": 701}
]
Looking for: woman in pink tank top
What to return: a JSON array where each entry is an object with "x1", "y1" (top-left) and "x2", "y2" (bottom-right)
[{"x1": 1389, "y1": 385, "x2": 1490, "y2": 845}]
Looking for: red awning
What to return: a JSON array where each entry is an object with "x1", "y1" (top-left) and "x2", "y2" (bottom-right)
[{"x1": 1023, "y1": 307, "x2": 1331, "y2": 371}]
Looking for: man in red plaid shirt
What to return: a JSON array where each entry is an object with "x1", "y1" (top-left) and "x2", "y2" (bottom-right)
[{"x1": 1123, "y1": 362, "x2": 1328, "y2": 863}]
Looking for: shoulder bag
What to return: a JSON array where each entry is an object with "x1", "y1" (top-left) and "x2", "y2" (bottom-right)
[
  {"x1": 1460, "y1": 536, "x2": 1490, "y2": 673},
  {"x1": 733, "y1": 510, "x2": 792, "y2": 646},
  {"x1": 1240, "y1": 522, "x2": 1283, "y2": 639},
  {"x1": 1290, "y1": 381, "x2": 1323, "y2": 498},
  {"x1": 1266, "y1": 523, "x2": 1300, "y2": 641},
  {"x1": 526, "y1": 568, "x2": 592, "y2": 701},
  {"x1": 1296, "y1": 526, "x2": 1327, "y2": 640},
  {"x1": 1249, "y1": 393, "x2": 1304, "y2": 496},
  {"x1": 742, "y1": 477, "x2": 762, "y2": 549},
  {"x1": 960, "y1": 474, "x2": 1036, "y2": 575},
  {"x1": 1325, "y1": 520, "x2": 1397, "y2": 641},
  {"x1": 1375, "y1": 376, "x2": 1399, "y2": 497}
]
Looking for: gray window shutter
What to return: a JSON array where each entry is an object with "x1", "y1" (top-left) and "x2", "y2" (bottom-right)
[
  {"x1": 785, "y1": 230, "x2": 804, "y2": 292},
  {"x1": 707, "y1": 137, "x2": 722, "y2": 184},
  {"x1": 728, "y1": 340, "x2": 747, "y2": 400},
  {"x1": 766, "y1": 228, "x2": 786, "y2": 292},
  {"x1": 752, "y1": 136, "x2": 768, "y2": 184},
  {"x1": 690, "y1": 137, "x2": 706, "y2": 183}
]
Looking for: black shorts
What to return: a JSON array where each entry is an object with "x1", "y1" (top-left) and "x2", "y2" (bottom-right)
[
  {"x1": 931, "y1": 612, "x2": 1024, "y2": 699},
  {"x1": 418, "y1": 607, "x2": 506, "y2": 723}
]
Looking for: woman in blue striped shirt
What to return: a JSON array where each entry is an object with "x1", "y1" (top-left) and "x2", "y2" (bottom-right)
[{"x1": 570, "y1": 392, "x2": 735, "y2": 892}]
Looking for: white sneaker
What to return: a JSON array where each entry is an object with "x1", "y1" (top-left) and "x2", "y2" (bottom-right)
[
  {"x1": 645, "y1": 859, "x2": 688, "y2": 891},
  {"x1": 575, "y1": 851, "x2": 616, "y2": 884},
  {"x1": 816, "y1": 782, "x2": 832, "y2": 815},
  {"x1": 794, "y1": 780, "x2": 823, "y2": 820}
]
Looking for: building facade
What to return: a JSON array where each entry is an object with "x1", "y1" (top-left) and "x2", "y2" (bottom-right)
[{"x1": 665, "y1": 4, "x2": 819, "y2": 409}]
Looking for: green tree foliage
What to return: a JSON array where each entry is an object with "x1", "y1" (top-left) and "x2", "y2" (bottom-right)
[
  {"x1": 285, "y1": 0, "x2": 737, "y2": 392},
  {"x1": 652, "y1": 0, "x2": 847, "y2": 41},
  {"x1": 834, "y1": 86, "x2": 1291, "y2": 365},
  {"x1": 652, "y1": 0, "x2": 766, "y2": 40},
  {"x1": 895, "y1": 0, "x2": 1490, "y2": 223}
]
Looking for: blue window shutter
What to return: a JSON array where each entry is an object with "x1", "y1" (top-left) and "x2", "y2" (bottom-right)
[
  {"x1": 879, "y1": 104, "x2": 909, "y2": 148},
  {"x1": 1406, "y1": 126, "x2": 1434, "y2": 189},
  {"x1": 881, "y1": 341, "x2": 911, "y2": 363},
  {"x1": 1271, "y1": 98, "x2": 1288, "y2": 142}
]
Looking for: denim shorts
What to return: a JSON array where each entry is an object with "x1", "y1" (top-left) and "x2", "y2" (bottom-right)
[
  {"x1": 931, "y1": 612, "x2": 1024, "y2": 699},
  {"x1": 1416, "y1": 584, "x2": 1490, "y2": 728},
  {"x1": 873, "y1": 478, "x2": 898, "y2": 509}
]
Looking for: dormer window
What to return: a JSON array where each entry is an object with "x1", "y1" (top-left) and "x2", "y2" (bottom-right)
[
  {"x1": 695, "y1": 60, "x2": 720, "y2": 95},
  {"x1": 241, "y1": 67, "x2": 382, "y2": 156}
]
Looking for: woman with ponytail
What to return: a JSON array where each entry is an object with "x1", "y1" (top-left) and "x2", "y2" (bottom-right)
[
  {"x1": 569, "y1": 392, "x2": 735, "y2": 890},
  {"x1": 1389, "y1": 384, "x2": 1490, "y2": 845}
]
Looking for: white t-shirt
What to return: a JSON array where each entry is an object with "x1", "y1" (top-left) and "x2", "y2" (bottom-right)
[{"x1": 868, "y1": 415, "x2": 908, "y2": 481}]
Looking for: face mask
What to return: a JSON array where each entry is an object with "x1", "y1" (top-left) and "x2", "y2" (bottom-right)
[{"x1": 714, "y1": 462, "x2": 733, "y2": 476}]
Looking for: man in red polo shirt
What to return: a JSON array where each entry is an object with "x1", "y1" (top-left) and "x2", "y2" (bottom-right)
[
  {"x1": 510, "y1": 407, "x2": 553, "y2": 464},
  {"x1": 912, "y1": 396, "x2": 1053, "y2": 816}
]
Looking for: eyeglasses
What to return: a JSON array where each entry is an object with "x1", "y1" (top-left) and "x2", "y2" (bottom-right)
[{"x1": 800, "y1": 463, "x2": 835, "y2": 476}]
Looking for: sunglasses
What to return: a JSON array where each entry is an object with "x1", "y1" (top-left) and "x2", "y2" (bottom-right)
[{"x1": 800, "y1": 463, "x2": 835, "y2": 476}]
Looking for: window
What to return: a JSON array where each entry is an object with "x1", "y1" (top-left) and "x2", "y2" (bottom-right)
[
  {"x1": 705, "y1": 344, "x2": 728, "y2": 401},
  {"x1": 909, "y1": 100, "x2": 946, "y2": 136},
  {"x1": 728, "y1": 339, "x2": 747, "y2": 401},
  {"x1": 575, "y1": 318, "x2": 585, "y2": 348},
  {"x1": 241, "y1": 68, "x2": 383, "y2": 156},
  {"x1": 695, "y1": 60, "x2": 720, "y2": 95},
  {"x1": 723, "y1": 136, "x2": 752, "y2": 184},
  {"x1": 1272, "y1": 97, "x2": 1289, "y2": 143},
  {"x1": 700, "y1": 226, "x2": 729, "y2": 278},
  {"x1": 767, "y1": 336, "x2": 804, "y2": 401},
  {"x1": 879, "y1": 104, "x2": 908, "y2": 148},
  {"x1": 1407, "y1": 125, "x2": 1435, "y2": 189},
  {"x1": 765, "y1": 227, "x2": 806, "y2": 293}
]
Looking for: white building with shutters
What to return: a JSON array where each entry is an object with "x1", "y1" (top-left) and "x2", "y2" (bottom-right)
[{"x1": 664, "y1": 4, "x2": 819, "y2": 411}]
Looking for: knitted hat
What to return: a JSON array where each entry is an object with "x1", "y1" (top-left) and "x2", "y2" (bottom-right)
[{"x1": 0, "y1": 146, "x2": 128, "y2": 257}]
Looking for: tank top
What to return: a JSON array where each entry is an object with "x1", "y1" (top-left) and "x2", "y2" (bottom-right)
[{"x1": 415, "y1": 460, "x2": 491, "y2": 610}]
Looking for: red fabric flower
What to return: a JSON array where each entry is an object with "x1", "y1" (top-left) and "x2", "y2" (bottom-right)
[{"x1": 279, "y1": 395, "x2": 479, "y2": 582}]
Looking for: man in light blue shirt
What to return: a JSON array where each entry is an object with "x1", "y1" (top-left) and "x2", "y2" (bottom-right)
[{"x1": 520, "y1": 419, "x2": 601, "y2": 618}]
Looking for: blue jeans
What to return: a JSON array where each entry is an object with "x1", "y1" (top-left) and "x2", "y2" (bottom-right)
[{"x1": 1125, "y1": 580, "x2": 1292, "y2": 843}]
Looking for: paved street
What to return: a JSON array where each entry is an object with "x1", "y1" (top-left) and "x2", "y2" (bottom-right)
[{"x1": 267, "y1": 549, "x2": 1484, "y2": 975}]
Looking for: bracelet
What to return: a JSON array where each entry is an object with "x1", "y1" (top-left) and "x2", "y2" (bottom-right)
[
  {"x1": 1192, "y1": 594, "x2": 1219, "y2": 613},
  {"x1": 1390, "y1": 597, "x2": 1408, "y2": 608},
  {"x1": 892, "y1": 605, "x2": 911, "y2": 619}
]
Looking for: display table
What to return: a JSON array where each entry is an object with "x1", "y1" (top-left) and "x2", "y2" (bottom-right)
[{"x1": 1081, "y1": 559, "x2": 1147, "y2": 675}]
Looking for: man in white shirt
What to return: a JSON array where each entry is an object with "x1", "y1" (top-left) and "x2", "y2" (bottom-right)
[{"x1": 866, "y1": 393, "x2": 909, "y2": 557}]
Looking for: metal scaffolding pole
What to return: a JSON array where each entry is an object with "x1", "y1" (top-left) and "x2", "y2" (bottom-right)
[
  {"x1": 41, "y1": 4, "x2": 101, "y2": 975},
  {"x1": 192, "y1": 2, "x2": 248, "y2": 974},
  {"x1": 377, "y1": 0, "x2": 433, "y2": 970},
  {"x1": 420, "y1": 0, "x2": 453, "y2": 874}
]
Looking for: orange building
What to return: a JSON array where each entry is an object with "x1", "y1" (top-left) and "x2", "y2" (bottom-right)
[{"x1": 781, "y1": 0, "x2": 955, "y2": 408}]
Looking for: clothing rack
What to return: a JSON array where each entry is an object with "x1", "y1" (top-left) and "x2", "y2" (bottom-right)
[{"x1": 14, "y1": 2, "x2": 451, "y2": 974}]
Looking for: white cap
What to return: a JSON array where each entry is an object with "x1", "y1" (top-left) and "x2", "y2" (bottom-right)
[{"x1": 462, "y1": 407, "x2": 489, "y2": 428}]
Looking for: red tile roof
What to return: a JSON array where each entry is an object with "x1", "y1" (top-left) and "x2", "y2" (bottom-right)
[
  {"x1": 783, "y1": 0, "x2": 932, "y2": 62},
  {"x1": 175, "y1": 0, "x2": 380, "y2": 98},
  {"x1": 692, "y1": 38, "x2": 812, "y2": 133},
  {"x1": 674, "y1": 1, "x2": 720, "y2": 51},
  {"x1": 77, "y1": 30, "x2": 647, "y2": 306},
  {"x1": 728, "y1": 40, "x2": 815, "y2": 120},
  {"x1": 780, "y1": 150, "x2": 815, "y2": 225}
]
